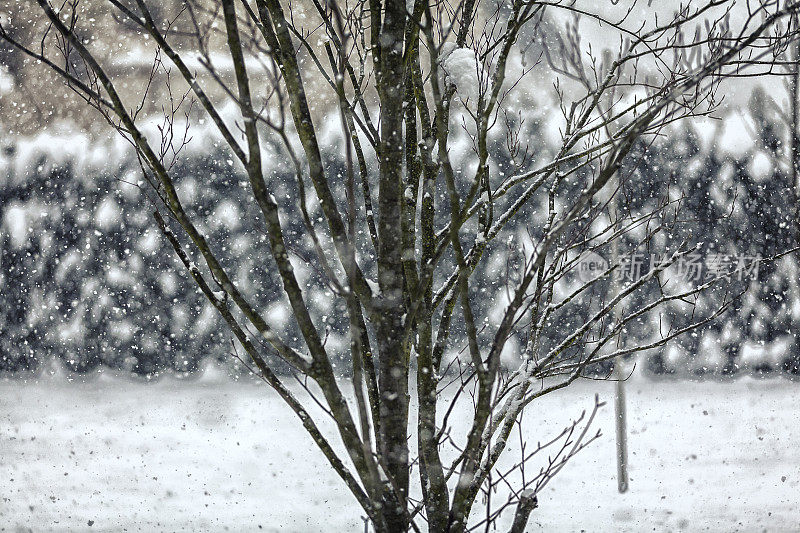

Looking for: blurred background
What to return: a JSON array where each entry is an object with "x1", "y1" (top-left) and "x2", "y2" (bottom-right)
[{"x1": 0, "y1": 0, "x2": 798, "y2": 380}]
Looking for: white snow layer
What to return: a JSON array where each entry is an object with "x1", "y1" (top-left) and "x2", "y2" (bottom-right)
[
  {"x1": 748, "y1": 151, "x2": 773, "y2": 181},
  {"x1": 0, "y1": 66, "x2": 13, "y2": 96},
  {"x1": 1, "y1": 376, "x2": 798, "y2": 531},
  {"x1": 3, "y1": 203, "x2": 29, "y2": 249}
]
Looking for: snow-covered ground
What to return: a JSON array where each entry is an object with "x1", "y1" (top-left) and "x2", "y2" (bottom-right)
[{"x1": 1, "y1": 372, "x2": 798, "y2": 532}]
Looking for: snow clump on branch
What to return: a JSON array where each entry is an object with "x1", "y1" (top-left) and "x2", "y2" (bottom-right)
[{"x1": 440, "y1": 45, "x2": 481, "y2": 108}]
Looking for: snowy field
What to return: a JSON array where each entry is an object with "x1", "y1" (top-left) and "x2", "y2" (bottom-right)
[{"x1": 1, "y1": 371, "x2": 799, "y2": 532}]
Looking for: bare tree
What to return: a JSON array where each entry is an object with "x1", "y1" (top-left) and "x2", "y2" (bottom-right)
[{"x1": 2, "y1": 0, "x2": 798, "y2": 531}]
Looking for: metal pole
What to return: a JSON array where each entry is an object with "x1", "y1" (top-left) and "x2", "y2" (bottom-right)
[
  {"x1": 611, "y1": 171, "x2": 629, "y2": 494},
  {"x1": 614, "y1": 362, "x2": 629, "y2": 492}
]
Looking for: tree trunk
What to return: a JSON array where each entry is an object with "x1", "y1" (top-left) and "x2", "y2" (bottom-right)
[{"x1": 375, "y1": 0, "x2": 410, "y2": 530}]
